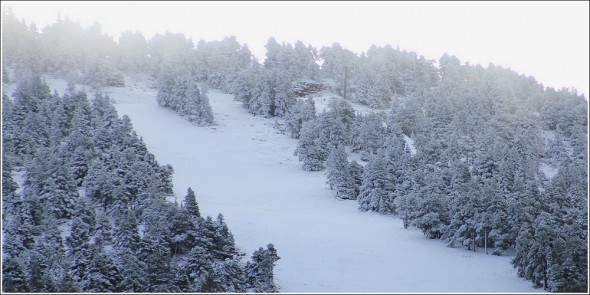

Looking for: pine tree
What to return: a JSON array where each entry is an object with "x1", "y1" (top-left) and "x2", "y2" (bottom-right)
[
  {"x1": 285, "y1": 97, "x2": 316, "y2": 139},
  {"x1": 233, "y1": 67, "x2": 258, "y2": 108},
  {"x1": 27, "y1": 247, "x2": 53, "y2": 292},
  {"x1": 57, "y1": 268, "x2": 80, "y2": 292},
  {"x1": 196, "y1": 86, "x2": 215, "y2": 126},
  {"x1": 212, "y1": 259, "x2": 248, "y2": 292},
  {"x1": 168, "y1": 208, "x2": 197, "y2": 256},
  {"x1": 348, "y1": 160, "x2": 364, "y2": 199},
  {"x1": 138, "y1": 234, "x2": 178, "y2": 292},
  {"x1": 80, "y1": 251, "x2": 122, "y2": 292},
  {"x1": 84, "y1": 157, "x2": 116, "y2": 211},
  {"x1": 113, "y1": 209, "x2": 140, "y2": 254},
  {"x1": 366, "y1": 71, "x2": 393, "y2": 109},
  {"x1": 213, "y1": 213, "x2": 239, "y2": 260},
  {"x1": 116, "y1": 251, "x2": 148, "y2": 292},
  {"x1": 2, "y1": 257, "x2": 31, "y2": 292},
  {"x1": 357, "y1": 154, "x2": 391, "y2": 213},
  {"x1": 295, "y1": 119, "x2": 326, "y2": 171},
  {"x1": 245, "y1": 244, "x2": 280, "y2": 293},
  {"x1": 194, "y1": 216, "x2": 217, "y2": 254},
  {"x1": 35, "y1": 215, "x2": 67, "y2": 283},
  {"x1": 183, "y1": 187, "x2": 201, "y2": 219},
  {"x1": 249, "y1": 77, "x2": 273, "y2": 117},
  {"x1": 171, "y1": 74, "x2": 189, "y2": 112},
  {"x1": 39, "y1": 151, "x2": 79, "y2": 219},
  {"x1": 156, "y1": 58, "x2": 181, "y2": 108},
  {"x1": 317, "y1": 111, "x2": 349, "y2": 151},
  {"x1": 410, "y1": 165, "x2": 450, "y2": 240},
  {"x1": 526, "y1": 212, "x2": 556, "y2": 289},
  {"x1": 446, "y1": 176, "x2": 479, "y2": 248},
  {"x1": 94, "y1": 212, "x2": 113, "y2": 249},
  {"x1": 2, "y1": 155, "x2": 20, "y2": 221},
  {"x1": 2, "y1": 213, "x2": 28, "y2": 258},
  {"x1": 271, "y1": 67, "x2": 296, "y2": 118},
  {"x1": 184, "y1": 245, "x2": 214, "y2": 292},
  {"x1": 3, "y1": 196, "x2": 36, "y2": 257},
  {"x1": 326, "y1": 146, "x2": 356, "y2": 200},
  {"x1": 351, "y1": 112, "x2": 386, "y2": 160},
  {"x1": 66, "y1": 211, "x2": 95, "y2": 282},
  {"x1": 2, "y1": 94, "x2": 17, "y2": 157}
]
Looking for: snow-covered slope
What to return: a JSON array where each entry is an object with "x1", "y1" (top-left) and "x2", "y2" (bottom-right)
[
  {"x1": 111, "y1": 78, "x2": 540, "y2": 293},
  {"x1": 4, "y1": 76, "x2": 541, "y2": 292}
]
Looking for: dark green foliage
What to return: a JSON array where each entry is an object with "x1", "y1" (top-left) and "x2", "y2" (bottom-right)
[
  {"x1": 194, "y1": 216, "x2": 218, "y2": 255},
  {"x1": 245, "y1": 244, "x2": 281, "y2": 293},
  {"x1": 184, "y1": 245, "x2": 215, "y2": 291},
  {"x1": 116, "y1": 252, "x2": 148, "y2": 292},
  {"x1": 80, "y1": 251, "x2": 123, "y2": 292},
  {"x1": 183, "y1": 187, "x2": 201, "y2": 219},
  {"x1": 212, "y1": 259, "x2": 248, "y2": 292},
  {"x1": 2, "y1": 53, "x2": 277, "y2": 294},
  {"x1": 2, "y1": 155, "x2": 20, "y2": 221},
  {"x1": 93, "y1": 211, "x2": 113, "y2": 249},
  {"x1": 326, "y1": 145, "x2": 356, "y2": 200},
  {"x1": 140, "y1": 242, "x2": 178, "y2": 292},
  {"x1": 357, "y1": 154, "x2": 390, "y2": 213},
  {"x1": 351, "y1": 112, "x2": 387, "y2": 160},
  {"x1": 2, "y1": 257, "x2": 30, "y2": 292},
  {"x1": 113, "y1": 209, "x2": 140, "y2": 253},
  {"x1": 157, "y1": 72, "x2": 215, "y2": 126},
  {"x1": 296, "y1": 109, "x2": 351, "y2": 171},
  {"x1": 66, "y1": 216, "x2": 95, "y2": 282},
  {"x1": 285, "y1": 97, "x2": 316, "y2": 139},
  {"x1": 213, "y1": 214, "x2": 239, "y2": 260}
]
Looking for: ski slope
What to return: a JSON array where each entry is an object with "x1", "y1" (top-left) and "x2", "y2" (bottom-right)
[{"x1": 8, "y1": 76, "x2": 542, "y2": 292}]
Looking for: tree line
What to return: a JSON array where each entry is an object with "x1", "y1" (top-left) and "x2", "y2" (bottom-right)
[
  {"x1": 2, "y1": 75, "x2": 280, "y2": 293},
  {"x1": 2, "y1": 10, "x2": 587, "y2": 292}
]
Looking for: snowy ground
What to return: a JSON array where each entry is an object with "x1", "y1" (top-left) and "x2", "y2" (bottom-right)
[{"x1": 3, "y1": 75, "x2": 542, "y2": 293}]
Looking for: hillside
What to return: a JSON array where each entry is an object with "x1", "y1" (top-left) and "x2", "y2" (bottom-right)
[
  {"x1": 2, "y1": 10, "x2": 587, "y2": 292},
  {"x1": 12, "y1": 74, "x2": 539, "y2": 292}
]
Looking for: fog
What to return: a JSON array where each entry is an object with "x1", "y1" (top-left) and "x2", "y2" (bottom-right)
[{"x1": 3, "y1": 1, "x2": 589, "y2": 98}]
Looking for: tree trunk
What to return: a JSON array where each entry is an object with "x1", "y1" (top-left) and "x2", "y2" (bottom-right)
[
  {"x1": 543, "y1": 259, "x2": 548, "y2": 290},
  {"x1": 473, "y1": 230, "x2": 477, "y2": 252},
  {"x1": 485, "y1": 228, "x2": 488, "y2": 254}
]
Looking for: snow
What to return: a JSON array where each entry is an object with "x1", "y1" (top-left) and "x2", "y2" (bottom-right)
[
  {"x1": 404, "y1": 134, "x2": 417, "y2": 156},
  {"x1": 540, "y1": 162, "x2": 559, "y2": 180},
  {"x1": 110, "y1": 80, "x2": 540, "y2": 293},
  {"x1": 3, "y1": 75, "x2": 542, "y2": 293},
  {"x1": 540, "y1": 130, "x2": 556, "y2": 142},
  {"x1": 309, "y1": 91, "x2": 376, "y2": 116}
]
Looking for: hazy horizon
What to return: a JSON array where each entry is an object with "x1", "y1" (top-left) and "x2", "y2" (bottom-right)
[{"x1": 2, "y1": 1, "x2": 588, "y2": 98}]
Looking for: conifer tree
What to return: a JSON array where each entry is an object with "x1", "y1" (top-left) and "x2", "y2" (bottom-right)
[
  {"x1": 357, "y1": 154, "x2": 391, "y2": 213},
  {"x1": 2, "y1": 156, "x2": 20, "y2": 221},
  {"x1": 213, "y1": 213, "x2": 238, "y2": 260},
  {"x1": 326, "y1": 146, "x2": 356, "y2": 200},
  {"x1": 295, "y1": 119, "x2": 326, "y2": 171},
  {"x1": 39, "y1": 151, "x2": 79, "y2": 219},
  {"x1": 348, "y1": 160, "x2": 364, "y2": 199},
  {"x1": 245, "y1": 244, "x2": 280, "y2": 293},
  {"x1": 116, "y1": 251, "x2": 148, "y2": 292},
  {"x1": 80, "y1": 251, "x2": 122, "y2": 292},
  {"x1": 113, "y1": 209, "x2": 141, "y2": 254},
  {"x1": 2, "y1": 257, "x2": 31, "y2": 292},
  {"x1": 285, "y1": 97, "x2": 316, "y2": 139},
  {"x1": 183, "y1": 187, "x2": 201, "y2": 219},
  {"x1": 212, "y1": 259, "x2": 248, "y2": 292},
  {"x1": 184, "y1": 245, "x2": 214, "y2": 292}
]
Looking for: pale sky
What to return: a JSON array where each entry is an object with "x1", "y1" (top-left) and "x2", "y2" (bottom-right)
[{"x1": 2, "y1": 1, "x2": 589, "y2": 98}]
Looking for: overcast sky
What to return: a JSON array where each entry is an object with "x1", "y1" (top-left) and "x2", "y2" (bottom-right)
[{"x1": 3, "y1": 1, "x2": 589, "y2": 98}]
